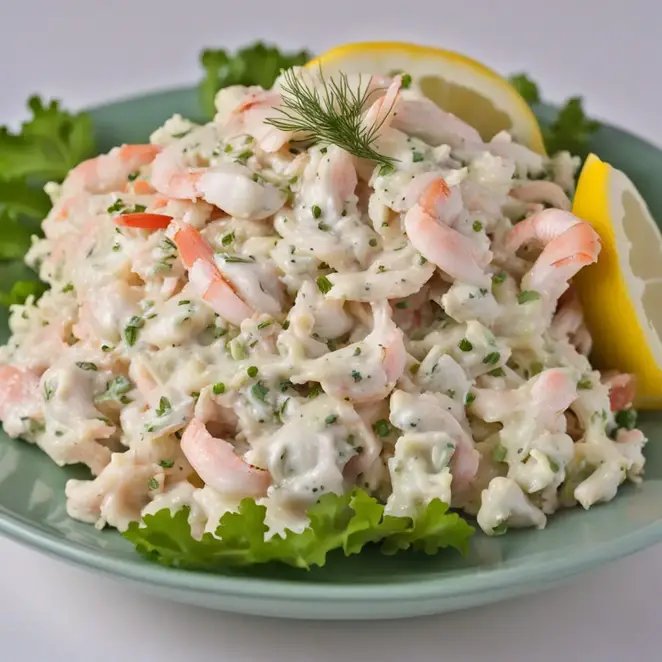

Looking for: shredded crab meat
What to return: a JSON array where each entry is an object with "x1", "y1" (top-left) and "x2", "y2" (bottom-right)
[{"x1": 0, "y1": 68, "x2": 645, "y2": 538}]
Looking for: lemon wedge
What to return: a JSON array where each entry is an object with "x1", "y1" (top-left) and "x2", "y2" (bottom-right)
[
  {"x1": 573, "y1": 153, "x2": 662, "y2": 408},
  {"x1": 308, "y1": 41, "x2": 546, "y2": 154}
]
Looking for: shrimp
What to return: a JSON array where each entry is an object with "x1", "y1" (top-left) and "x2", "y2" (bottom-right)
[
  {"x1": 390, "y1": 96, "x2": 481, "y2": 148},
  {"x1": 362, "y1": 75, "x2": 402, "y2": 133},
  {"x1": 173, "y1": 224, "x2": 253, "y2": 326},
  {"x1": 506, "y1": 208, "x2": 601, "y2": 302},
  {"x1": 63, "y1": 144, "x2": 161, "y2": 195},
  {"x1": 291, "y1": 302, "x2": 406, "y2": 403},
  {"x1": 551, "y1": 289, "x2": 592, "y2": 355},
  {"x1": 404, "y1": 178, "x2": 491, "y2": 286},
  {"x1": 510, "y1": 181, "x2": 571, "y2": 210},
  {"x1": 602, "y1": 372, "x2": 636, "y2": 411},
  {"x1": 216, "y1": 87, "x2": 290, "y2": 152},
  {"x1": 472, "y1": 367, "x2": 578, "y2": 430},
  {"x1": 151, "y1": 151, "x2": 286, "y2": 220},
  {"x1": 180, "y1": 418, "x2": 270, "y2": 497},
  {"x1": 0, "y1": 365, "x2": 42, "y2": 435}
]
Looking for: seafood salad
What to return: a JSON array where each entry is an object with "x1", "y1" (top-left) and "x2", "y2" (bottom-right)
[{"x1": 0, "y1": 67, "x2": 647, "y2": 549}]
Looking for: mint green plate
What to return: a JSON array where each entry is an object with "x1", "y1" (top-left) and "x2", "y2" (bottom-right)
[{"x1": 1, "y1": 87, "x2": 661, "y2": 620}]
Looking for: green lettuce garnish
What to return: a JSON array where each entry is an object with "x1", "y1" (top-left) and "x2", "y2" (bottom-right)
[
  {"x1": 199, "y1": 42, "x2": 310, "y2": 119},
  {"x1": 0, "y1": 96, "x2": 95, "y2": 306},
  {"x1": 123, "y1": 489, "x2": 474, "y2": 570},
  {"x1": 509, "y1": 72, "x2": 600, "y2": 157}
]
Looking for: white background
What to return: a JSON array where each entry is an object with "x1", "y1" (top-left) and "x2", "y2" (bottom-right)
[{"x1": 1, "y1": 0, "x2": 661, "y2": 660}]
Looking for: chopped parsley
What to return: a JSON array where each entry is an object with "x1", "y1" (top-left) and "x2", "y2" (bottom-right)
[
  {"x1": 465, "y1": 392, "x2": 476, "y2": 405},
  {"x1": 124, "y1": 316, "x2": 144, "y2": 346},
  {"x1": 517, "y1": 290, "x2": 541, "y2": 304},
  {"x1": 372, "y1": 419, "x2": 391, "y2": 438},
  {"x1": 257, "y1": 320, "x2": 272, "y2": 330},
  {"x1": 458, "y1": 338, "x2": 473, "y2": 352},
  {"x1": 577, "y1": 377, "x2": 593, "y2": 390},
  {"x1": 75, "y1": 361, "x2": 97, "y2": 371},
  {"x1": 95, "y1": 375, "x2": 132, "y2": 404},
  {"x1": 492, "y1": 272, "x2": 507, "y2": 285},
  {"x1": 159, "y1": 459, "x2": 175, "y2": 469},
  {"x1": 351, "y1": 370, "x2": 363, "y2": 383},
  {"x1": 251, "y1": 381, "x2": 269, "y2": 402},
  {"x1": 324, "y1": 414, "x2": 338, "y2": 426},
  {"x1": 147, "y1": 477, "x2": 160, "y2": 491},
  {"x1": 156, "y1": 396, "x2": 172, "y2": 417},
  {"x1": 615, "y1": 408, "x2": 638, "y2": 430},
  {"x1": 316, "y1": 275, "x2": 333, "y2": 294},
  {"x1": 400, "y1": 73, "x2": 412, "y2": 89},
  {"x1": 221, "y1": 231, "x2": 235, "y2": 246},
  {"x1": 482, "y1": 351, "x2": 501, "y2": 365},
  {"x1": 311, "y1": 204, "x2": 322, "y2": 219}
]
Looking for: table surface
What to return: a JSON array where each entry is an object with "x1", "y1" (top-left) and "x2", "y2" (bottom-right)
[{"x1": 2, "y1": 1, "x2": 660, "y2": 660}]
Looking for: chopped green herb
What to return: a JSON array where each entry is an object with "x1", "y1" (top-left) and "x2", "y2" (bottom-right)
[
  {"x1": 128, "y1": 171, "x2": 140, "y2": 182},
  {"x1": 324, "y1": 414, "x2": 338, "y2": 426},
  {"x1": 488, "y1": 367, "x2": 506, "y2": 377},
  {"x1": 316, "y1": 275, "x2": 333, "y2": 294},
  {"x1": 353, "y1": 347, "x2": 362, "y2": 356},
  {"x1": 465, "y1": 392, "x2": 476, "y2": 405},
  {"x1": 62, "y1": 282, "x2": 74, "y2": 293},
  {"x1": 615, "y1": 408, "x2": 638, "y2": 430},
  {"x1": 148, "y1": 477, "x2": 159, "y2": 491},
  {"x1": 251, "y1": 381, "x2": 269, "y2": 402},
  {"x1": 95, "y1": 375, "x2": 132, "y2": 404},
  {"x1": 577, "y1": 377, "x2": 593, "y2": 390},
  {"x1": 159, "y1": 459, "x2": 175, "y2": 469},
  {"x1": 351, "y1": 370, "x2": 363, "y2": 383},
  {"x1": 458, "y1": 338, "x2": 473, "y2": 352},
  {"x1": 472, "y1": 220, "x2": 483, "y2": 232},
  {"x1": 218, "y1": 254, "x2": 254, "y2": 264},
  {"x1": 124, "y1": 316, "x2": 144, "y2": 346},
  {"x1": 156, "y1": 396, "x2": 172, "y2": 417},
  {"x1": 101, "y1": 344, "x2": 113, "y2": 353},
  {"x1": 400, "y1": 73, "x2": 412, "y2": 89},
  {"x1": 412, "y1": 151, "x2": 424, "y2": 163},
  {"x1": 106, "y1": 199, "x2": 125, "y2": 214},
  {"x1": 517, "y1": 290, "x2": 541, "y2": 304},
  {"x1": 75, "y1": 361, "x2": 97, "y2": 371},
  {"x1": 372, "y1": 419, "x2": 391, "y2": 438},
  {"x1": 257, "y1": 320, "x2": 272, "y2": 330},
  {"x1": 43, "y1": 381, "x2": 55, "y2": 401},
  {"x1": 178, "y1": 299, "x2": 191, "y2": 306},
  {"x1": 379, "y1": 163, "x2": 394, "y2": 176},
  {"x1": 394, "y1": 301, "x2": 408, "y2": 309},
  {"x1": 221, "y1": 231, "x2": 235, "y2": 246},
  {"x1": 311, "y1": 204, "x2": 322, "y2": 219},
  {"x1": 483, "y1": 351, "x2": 501, "y2": 365},
  {"x1": 492, "y1": 272, "x2": 507, "y2": 285}
]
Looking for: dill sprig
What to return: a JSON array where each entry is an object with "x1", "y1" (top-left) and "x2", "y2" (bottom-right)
[{"x1": 265, "y1": 68, "x2": 396, "y2": 167}]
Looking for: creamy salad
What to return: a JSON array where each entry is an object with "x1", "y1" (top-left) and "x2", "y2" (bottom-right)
[{"x1": 0, "y1": 68, "x2": 646, "y2": 541}]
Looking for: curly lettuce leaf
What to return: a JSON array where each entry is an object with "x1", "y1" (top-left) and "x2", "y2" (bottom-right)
[
  {"x1": 0, "y1": 96, "x2": 95, "y2": 306},
  {"x1": 509, "y1": 72, "x2": 599, "y2": 157},
  {"x1": 199, "y1": 42, "x2": 310, "y2": 119},
  {"x1": 123, "y1": 489, "x2": 474, "y2": 570}
]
